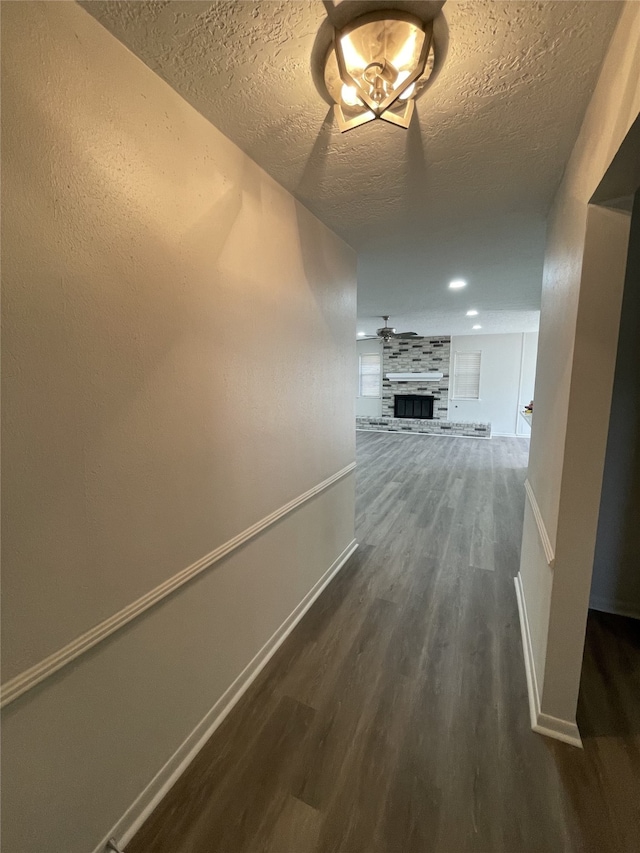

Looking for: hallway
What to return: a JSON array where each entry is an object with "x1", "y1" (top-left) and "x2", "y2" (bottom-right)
[{"x1": 122, "y1": 432, "x2": 635, "y2": 853}]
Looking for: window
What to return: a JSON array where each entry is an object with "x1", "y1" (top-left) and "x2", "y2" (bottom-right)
[
  {"x1": 452, "y1": 351, "x2": 481, "y2": 399},
  {"x1": 359, "y1": 352, "x2": 381, "y2": 397}
]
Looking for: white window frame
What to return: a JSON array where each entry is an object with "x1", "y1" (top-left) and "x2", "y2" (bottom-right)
[
  {"x1": 359, "y1": 352, "x2": 381, "y2": 398},
  {"x1": 452, "y1": 351, "x2": 482, "y2": 400}
]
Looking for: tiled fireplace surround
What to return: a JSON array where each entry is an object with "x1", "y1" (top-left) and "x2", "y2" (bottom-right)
[{"x1": 356, "y1": 336, "x2": 491, "y2": 438}]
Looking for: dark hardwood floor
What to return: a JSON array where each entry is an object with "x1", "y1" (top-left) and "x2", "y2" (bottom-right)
[{"x1": 128, "y1": 432, "x2": 640, "y2": 853}]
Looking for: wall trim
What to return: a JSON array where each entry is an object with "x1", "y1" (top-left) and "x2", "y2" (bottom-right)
[
  {"x1": 514, "y1": 574, "x2": 583, "y2": 748},
  {"x1": 92, "y1": 538, "x2": 358, "y2": 853},
  {"x1": 589, "y1": 594, "x2": 640, "y2": 621},
  {"x1": 524, "y1": 478, "x2": 556, "y2": 568},
  {"x1": 0, "y1": 463, "x2": 356, "y2": 709}
]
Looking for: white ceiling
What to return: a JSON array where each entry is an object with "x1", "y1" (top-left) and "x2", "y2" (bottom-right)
[{"x1": 83, "y1": 0, "x2": 622, "y2": 336}]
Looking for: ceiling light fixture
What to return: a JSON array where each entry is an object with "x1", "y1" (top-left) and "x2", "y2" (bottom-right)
[
  {"x1": 323, "y1": 11, "x2": 436, "y2": 132},
  {"x1": 357, "y1": 331, "x2": 366, "y2": 336},
  {"x1": 466, "y1": 310, "x2": 479, "y2": 316},
  {"x1": 449, "y1": 279, "x2": 467, "y2": 289},
  {"x1": 472, "y1": 324, "x2": 482, "y2": 330}
]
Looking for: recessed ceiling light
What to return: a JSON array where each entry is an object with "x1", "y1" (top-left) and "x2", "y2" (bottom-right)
[
  {"x1": 472, "y1": 324, "x2": 482, "y2": 330},
  {"x1": 449, "y1": 279, "x2": 467, "y2": 289},
  {"x1": 357, "y1": 331, "x2": 366, "y2": 336},
  {"x1": 466, "y1": 310, "x2": 479, "y2": 316}
]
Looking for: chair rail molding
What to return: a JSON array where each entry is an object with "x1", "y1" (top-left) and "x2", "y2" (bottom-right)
[
  {"x1": 524, "y1": 478, "x2": 555, "y2": 568},
  {"x1": 1, "y1": 462, "x2": 356, "y2": 709}
]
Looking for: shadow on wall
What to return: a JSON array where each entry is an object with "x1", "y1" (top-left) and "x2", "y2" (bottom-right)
[
  {"x1": 403, "y1": 109, "x2": 429, "y2": 210},
  {"x1": 294, "y1": 180, "x2": 356, "y2": 349},
  {"x1": 2, "y1": 74, "x2": 198, "y2": 661},
  {"x1": 590, "y1": 188, "x2": 640, "y2": 618},
  {"x1": 2, "y1": 62, "x2": 275, "y2": 673},
  {"x1": 294, "y1": 110, "x2": 351, "y2": 347},
  {"x1": 295, "y1": 109, "x2": 334, "y2": 205}
]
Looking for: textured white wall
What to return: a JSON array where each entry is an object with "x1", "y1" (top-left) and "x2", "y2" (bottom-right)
[
  {"x1": 449, "y1": 333, "x2": 538, "y2": 436},
  {"x1": 519, "y1": 1, "x2": 640, "y2": 731},
  {"x1": 0, "y1": 3, "x2": 356, "y2": 851}
]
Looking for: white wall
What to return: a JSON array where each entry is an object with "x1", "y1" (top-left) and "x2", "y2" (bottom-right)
[
  {"x1": 518, "y1": 1, "x2": 640, "y2": 742},
  {"x1": 356, "y1": 338, "x2": 383, "y2": 417},
  {"x1": 519, "y1": 332, "x2": 539, "y2": 436},
  {"x1": 449, "y1": 333, "x2": 538, "y2": 436},
  {"x1": 0, "y1": 4, "x2": 356, "y2": 851}
]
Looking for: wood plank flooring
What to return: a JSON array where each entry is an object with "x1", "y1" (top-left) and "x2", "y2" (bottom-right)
[{"x1": 128, "y1": 432, "x2": 640, "y2": 853}]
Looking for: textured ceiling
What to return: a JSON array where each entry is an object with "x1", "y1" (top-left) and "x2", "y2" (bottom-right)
[{"x1": 83, "y1": 0, "x2": 622, "y2": 336}]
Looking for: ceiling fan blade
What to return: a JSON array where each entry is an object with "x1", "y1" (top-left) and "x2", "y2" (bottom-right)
[{"x1": 394, "y1": 332, "x2": 419, "y2": 338}]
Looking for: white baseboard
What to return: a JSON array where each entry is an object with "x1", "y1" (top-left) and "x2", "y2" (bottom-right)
[
  {"x1": 514, "y1": 574, "x2": 540, "y2": 731},
  {"x1": 514, "y1": 574, "x2": 583, "y2": 749},
  {"x1": 93, "y1": 539, "x2": 358, "y2": 853},
  {"x1": 589, "y1": 594, "x2": 640, "y2": 620},
  {"x1": 533, "y1": 711, "x2": 583, "y2": 747}
]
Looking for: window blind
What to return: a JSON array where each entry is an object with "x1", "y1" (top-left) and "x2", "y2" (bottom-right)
[
  {"x1": 453, "y1": 351, "x2": 481, "y2": 399},
  {"x1": 359, "y1": 353, "x2": 381, "y2": 397}
]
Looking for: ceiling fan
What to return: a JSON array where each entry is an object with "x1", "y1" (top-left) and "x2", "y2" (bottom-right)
[{"x1": 361, "y1": 316, "x2": 420, "y2": 343}]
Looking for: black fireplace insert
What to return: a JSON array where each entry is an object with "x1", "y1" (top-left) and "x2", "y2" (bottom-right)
[{"x1": 394, "y1": 394, "x2": 434, "y2": 419}]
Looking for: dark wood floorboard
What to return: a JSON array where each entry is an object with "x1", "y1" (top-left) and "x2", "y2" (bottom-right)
[{"x1": 128, "y1": 432, "x2": 640, "y2": 853}]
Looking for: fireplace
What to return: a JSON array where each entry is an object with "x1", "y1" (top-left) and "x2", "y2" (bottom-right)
[{"x1": 394, "y1": 394, "x2": 434, "y2": 419}]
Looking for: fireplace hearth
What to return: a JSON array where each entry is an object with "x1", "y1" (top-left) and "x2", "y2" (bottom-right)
[{"x1": 394, "y1": 394, "x2": 434, "y2": 420}]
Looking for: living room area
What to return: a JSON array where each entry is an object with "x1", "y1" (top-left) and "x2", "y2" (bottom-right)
[{"x1": 356, "y1": 324, "x2": 539, "y2": 441}]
